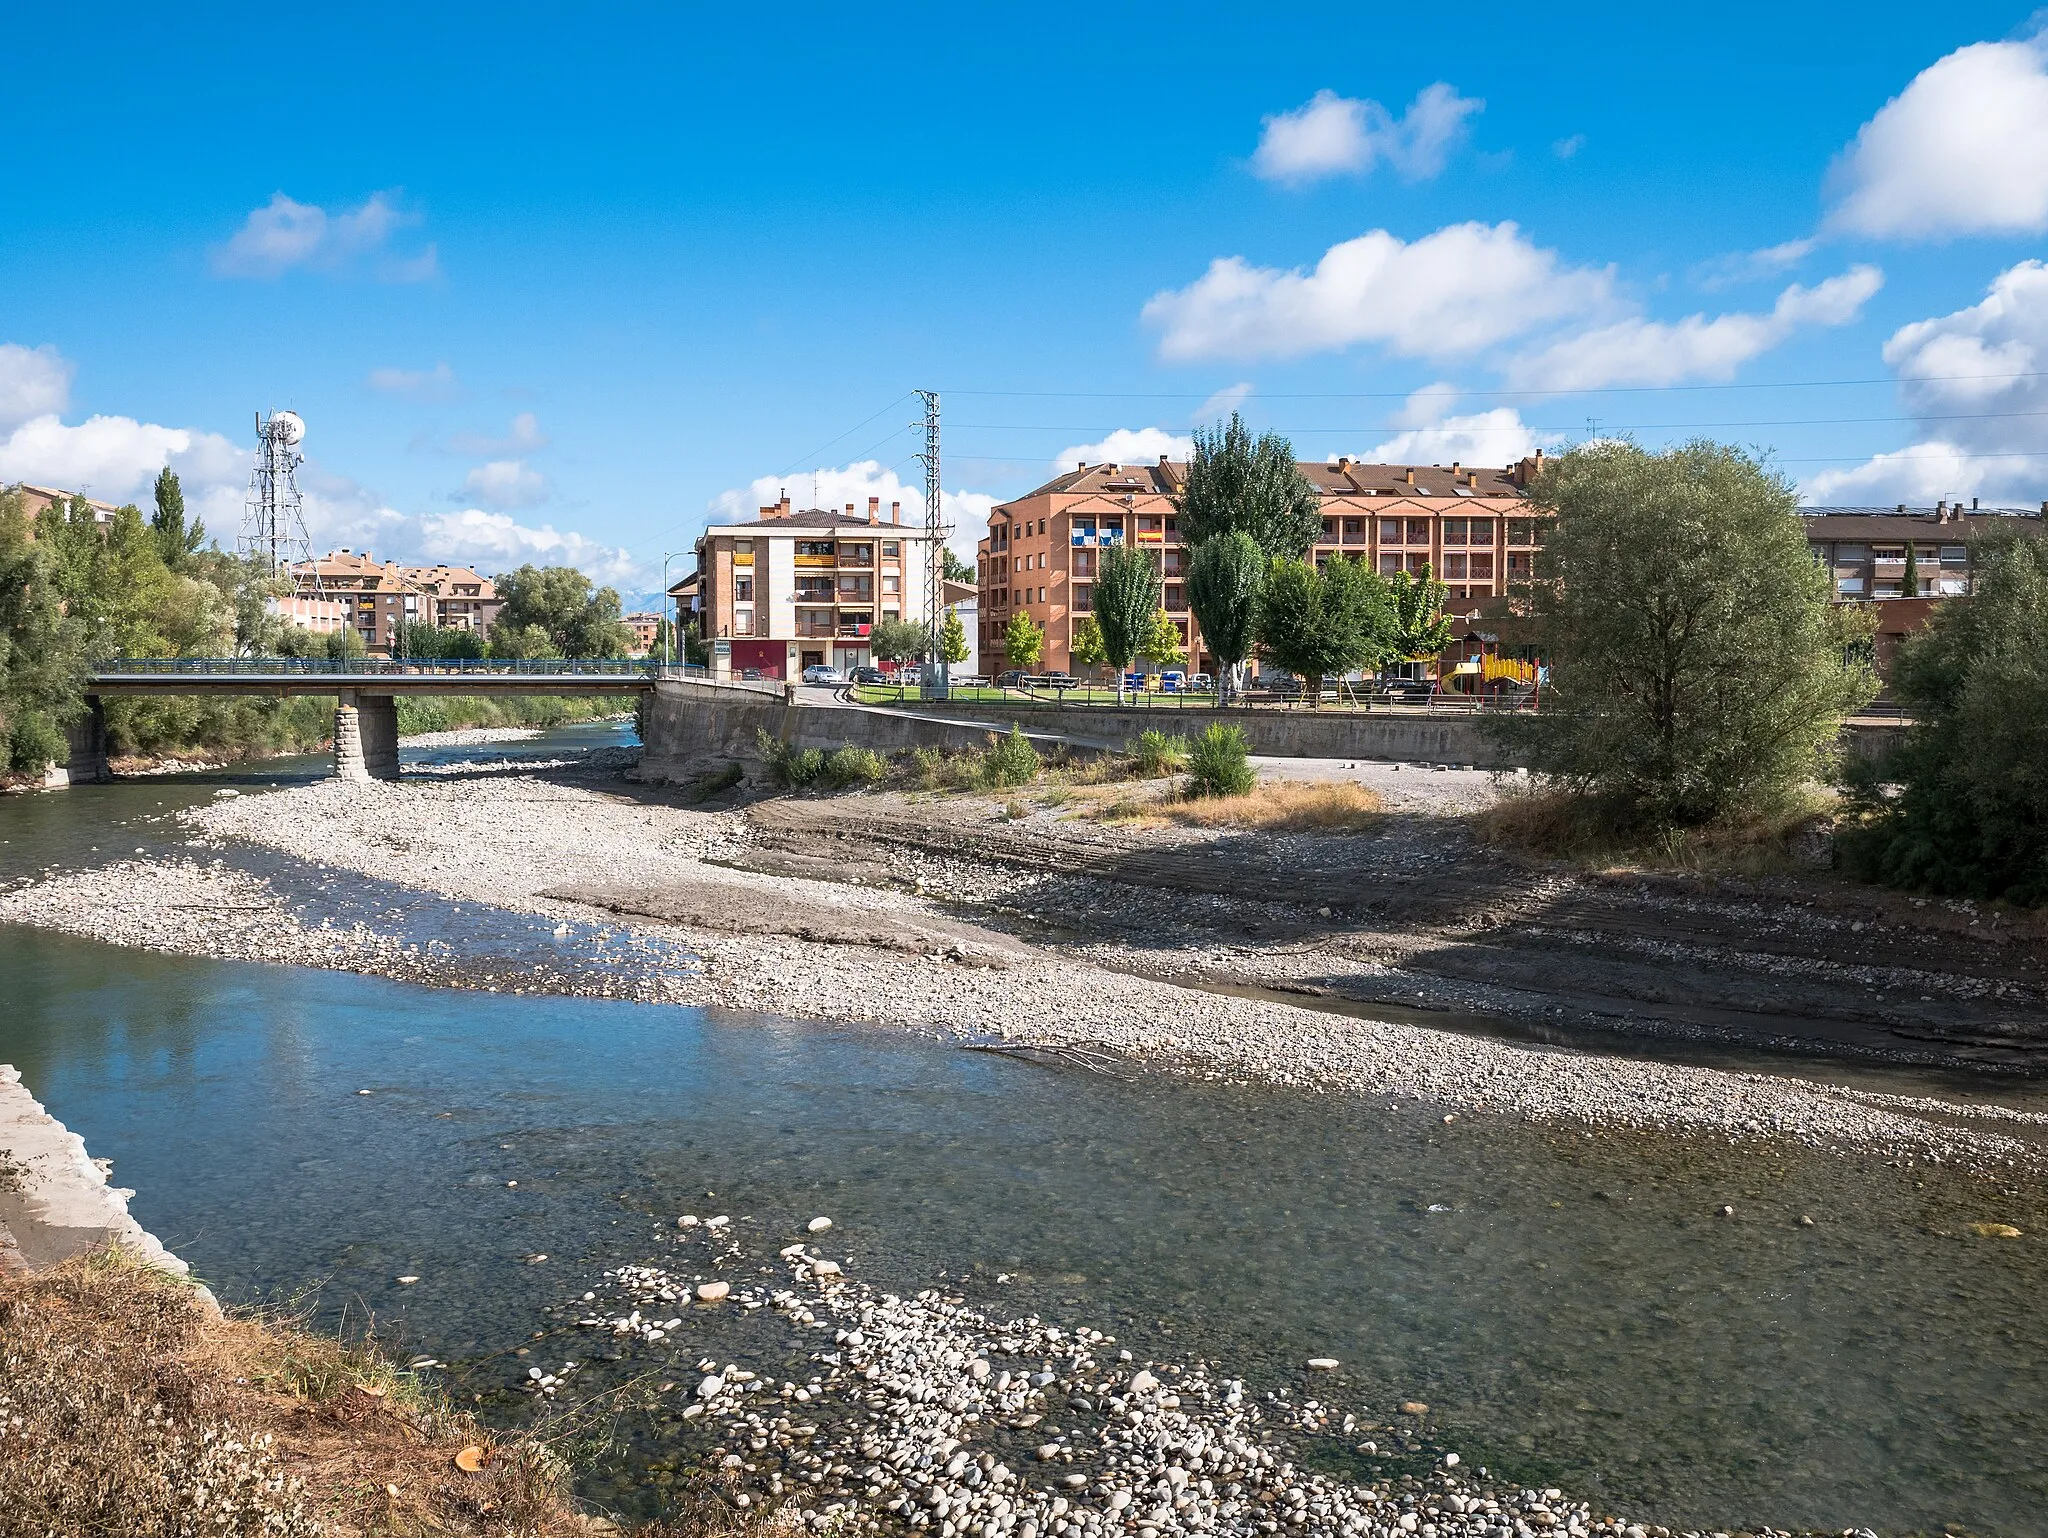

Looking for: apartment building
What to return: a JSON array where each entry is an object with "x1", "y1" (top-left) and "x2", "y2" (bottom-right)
[
  {"x1": 1802, "y1": 500, "x2": 2045, "y2": 672},
  {"x1": 692, "y1": 494, "x2": 942, "y2": 678},
  {"x1": 289, "y1": 549, "x2": 503, "y2": 653},
  {"x1": 977, "y1": 454, "x2": 1549, "y2": 675},
  {"x1": 7, "y1": 483, "x2": 125, "y2": 525},
  {"x1": 622, "y1": 612, "x2": 663, "y2": 654}
]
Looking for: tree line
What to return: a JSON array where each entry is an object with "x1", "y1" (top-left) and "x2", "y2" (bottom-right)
[{"x1": 0, "y1": 474, "x2": 644, "y2": 776}]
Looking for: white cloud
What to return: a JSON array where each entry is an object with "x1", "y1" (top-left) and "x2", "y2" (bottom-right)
[
  {"x1": 1364, "y1": 385, "x2": 1551, "y2": 465},
  {"x1": 1144, "y1": 221, "x2": 1615, "y2": 364},
  {"x1": 710, "y1": 459, "x2": 997, "y2": 573},
  {"x1": 1192, "y1": 382, "x2": 1254, "y2": 423},
  {"x1": 411, "y1": 508, "x2": 642, "y2": 586},
  {"x1": 1054, "y1": 427, "x2": 1193, "y2": 471},
  {"x1": 1828, "y1": 37, "x2": 2048, "y2": 238},
  {"x1": 212, "y1": 191, "x2": 439, "y2": 280},
  {"x1": 1507, "y1": 265, "x2": 1883, "y2": 389},
  {"x1": 0, "y1": 413, "x2": 242, "y2": 505},
  {"x1": 1804, "y1": 258, "x2": 2048, "y2": 504},
  {"x1": 1694, "y1": 237, "x2": 1818, "y2": 291},
  {"x1": 0, "y1": 343, "x2": 75, "y2": 431},
  {"x1": 1253, "y1": 84, "x2": 1482, "y2": 185},
  {"x1": 1551, "y1": 134, "x2": 1586, "y2": 160},
  {"x1": 367, "y1": 361, "x2": 459, "y2": 399},
  {"x1": 447, "y1": 412, "x2": 547, "y2": 455},
  {"x1": 461, "y1": 458, "x2": 549, "y2": 509}
]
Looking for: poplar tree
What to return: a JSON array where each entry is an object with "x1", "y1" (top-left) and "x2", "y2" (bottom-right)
[
  {"x1": 1091, "y1": 545, "x2": 1159, "y2": 703},
  {"x1": 1173, "y1": 412, "x2": 1321, "y2": 558},
  {"x1": 1185, "y1": 529, "x2": 1263, "y2": 698}
]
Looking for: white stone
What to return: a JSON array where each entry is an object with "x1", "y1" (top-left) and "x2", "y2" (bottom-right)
[
  {"x1": 697, "y1": 1281, "x2": 731, "y2": 1302},
  {"x1": 808, "y1": 1216, "x2": 833, "y2": 1232}
]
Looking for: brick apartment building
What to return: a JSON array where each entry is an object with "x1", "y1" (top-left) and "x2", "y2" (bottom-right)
[
  {"x1": 691, "y1": 494, "x2": 943, "y2": 678},
  {"x1": 289, "y1": 549, "x2": 503, "y2": 654},
  {"x1": 1801, "y1": 499, "x2": 2045, "y2": 673},
  {"x1": 977, "y1": 454, "x2": 1551, "y2": 676}
]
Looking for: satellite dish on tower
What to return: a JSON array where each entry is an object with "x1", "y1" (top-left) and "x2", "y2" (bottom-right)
[
  {"x1": 271, "y1": 410, "x2": 305, "y2": 446},
  {"x1": 240, "y1": 409, "x2": 315, "y2": 583}
]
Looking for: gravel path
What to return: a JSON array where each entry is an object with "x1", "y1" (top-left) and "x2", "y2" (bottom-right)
[{"x1": 0, "y1": 761, "x2": 2030, "y2": 1162}]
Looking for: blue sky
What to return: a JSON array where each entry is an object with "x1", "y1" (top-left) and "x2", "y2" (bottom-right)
[{"x1": 7, "y1": 2, "x2": 2048, "y2": 594}]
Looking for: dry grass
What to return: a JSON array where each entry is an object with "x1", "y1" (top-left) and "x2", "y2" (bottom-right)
[
  {"x1": 0, "y1": 1246, "x2": 582, "y2": 1537},
  {"x1": 1082, "y1": 779, "x2": 1384, "y2": 833},
  {"x1": 1475, "y1": 782, "x2": 1837, "y2": 875}
]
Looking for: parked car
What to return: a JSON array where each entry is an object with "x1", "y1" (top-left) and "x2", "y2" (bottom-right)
[
  {"x1": 996, "y1": 669, "x2": 1029, "y2": 688},
  {"x1": 1189, "y1": 672, "x2": 1214, "y2": 692},
  {"x1": 850, "y1": 665, "x2": 888, "y2": 685},
  {"x1": 801, "y1": 664, "x2": 842, "y2": 684},
  {"x1": 740, "y1": 667, "x2": 762, "y2": 680},
  {"x1": 1158, "y1": 670, "x2": 1186, "y2": 693},
  {"x1": 1378, "y1": 676, "x2": 1435, "y2": 699}
]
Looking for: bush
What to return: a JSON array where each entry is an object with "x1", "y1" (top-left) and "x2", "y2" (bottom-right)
[
  {"x1": 979, "y1": 725, "x2": 1042, "y2": 788},
  {"x1": 1130, "y1": 729, "x2": 1188, "y2": 778},
  {"x1": 684, "y1": 761, "x2": 746, "y2": 802},
  {"x1": 1840, "y1": 534, "x2": 2048, "y2": 902},
  {"x1": 821, "y1": 745, "x2": 887, "y2": 789},
  {"x1": 1186, "y1": 723, "x2": 1255, "y2": 798},
  {"x1": 6, "y1": 708, "x2": 68, "y2": 775}
]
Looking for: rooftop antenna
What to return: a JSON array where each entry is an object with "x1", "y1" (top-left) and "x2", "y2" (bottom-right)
[{"x1": 239, "y1": 410, "x2": 317, "y2": 591}]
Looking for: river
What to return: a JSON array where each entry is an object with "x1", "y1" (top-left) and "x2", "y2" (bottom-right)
[{"x1": 4, "y1": 726, "x2": 2046, "y2": 1535}]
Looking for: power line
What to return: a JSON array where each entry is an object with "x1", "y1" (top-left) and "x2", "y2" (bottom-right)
[{"x1": 940, "y1": 367, "x2": 2048, "y2": 401}]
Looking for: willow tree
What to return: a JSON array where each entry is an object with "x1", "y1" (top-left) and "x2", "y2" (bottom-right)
[
  {"x1": 1186, "y1": 529, "x2": 1263, "y2": 699},
  {"x1": 1173, "y1": 412, "x2": 1321, "y2": 558},
  {"x1": 1092, "y1": 545, "x2": 1159, "y2": 703},
  {"x1": 1493, "y1": 439, "x2": 1875, "y2": 831}
]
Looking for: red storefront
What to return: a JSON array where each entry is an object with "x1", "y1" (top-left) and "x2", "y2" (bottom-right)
[{"x1": 730, "y1": 639, "x2": 789, "y2": 677}]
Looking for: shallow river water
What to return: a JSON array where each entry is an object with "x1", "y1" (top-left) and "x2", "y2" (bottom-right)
[{"x1": 4, "y1": 733, "x2": 2047, "y2": 1535}]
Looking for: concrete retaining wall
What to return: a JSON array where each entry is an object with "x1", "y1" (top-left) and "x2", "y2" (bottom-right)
[{"x1": 636, "y1": 679, "x2": 1504, "y2": 779}]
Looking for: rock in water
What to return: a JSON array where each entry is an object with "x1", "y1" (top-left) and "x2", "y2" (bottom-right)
[
  {"x1": 1129, "y1": 1369, "x2": 1159, "y2": 1393},
  {"x1": 808, "y1": 1216, "x2": 833, "y2": 1232},
  {"x1": 1306, "y1": 1358, "x2": 1339, "y2": 1371}
]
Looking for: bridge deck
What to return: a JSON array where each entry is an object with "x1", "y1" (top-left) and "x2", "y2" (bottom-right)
[{"x1": 85, "y1": 659, "x2": 695, "y2": 696}]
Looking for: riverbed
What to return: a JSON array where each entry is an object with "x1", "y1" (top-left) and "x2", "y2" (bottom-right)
[{"x1": 5, "y1": 729, "x2": 2048, "y2": 1535}]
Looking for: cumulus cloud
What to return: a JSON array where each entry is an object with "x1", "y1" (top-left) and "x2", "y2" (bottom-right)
[
  {"x1": 1363, "y1": 386, "x2": 1551, "y2": 465},
  {"x1": 0, "y1": 342, "x2": 75, "y2": 431},
  {"x1": 1828, "y1": 37, "x2": 2048, "y2": 238},
  {"x1": 1551, "y1": 134, "x2": 1586, "y2": 160},
  {"x1": 447, "y1": 412, "x2": 547, "y2": 456},
  {"x1": 1054, "y1": 427, "x2": 1194, "y2": 470},
  {"x1": 367, "y1": 361, "x2": 459, "y2": 399},
  {"x1": 461, "y1": 458, "x2": 549, "y2": 509},
  {"x1": 710, "y1": 460, "x2": 997, "y2": 572},
  {"x1": 0, "y1": 412, "x2": 243, "y2": 505},
  {"x1": 410, "y1": 508, "x2": 642, "y2": 586},
  {"x1": 1507, "y1": 266, "x2": 1883, "y2": 389},
  {"x1": 1693, "y1": 237, "x2": 1818, "y2": 291},
  {"x1": 1253, "y1": 84, "x2": 1482, "y2": 185},
  {"x1": 1804, "y1": 259, "x2": 2048, "y2": 504},
  {"x1": 1144, "y1": 221, "x2": 1615, "y2": 364},
  {"x1": 212, "y1": 191, "x2": 439, "y2": 280}
]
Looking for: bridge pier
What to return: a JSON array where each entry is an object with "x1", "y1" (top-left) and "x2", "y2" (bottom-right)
[
  {"x1": 51, "y1": 695, "x2": 112, "y2": 786},
  {"x1": 333, "y1": 692, "x2": 400, "y2": 782}
]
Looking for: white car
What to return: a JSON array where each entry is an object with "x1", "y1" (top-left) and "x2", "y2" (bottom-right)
[{"x1": 801, "y1": 665, "x2": 842, "y2": 684}]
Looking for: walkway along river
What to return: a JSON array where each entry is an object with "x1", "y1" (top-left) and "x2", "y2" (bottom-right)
[{"x1": 3, "y1": 726, "x2": 2046, "y2": 1534}]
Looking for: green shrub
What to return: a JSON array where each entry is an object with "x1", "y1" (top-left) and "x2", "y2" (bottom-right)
[
  {"x1": 395, "y1": 698, "x2": 451, "y2": 735},
  {"x1": 7, "y1": 709, "x2": 67, "y2": 775},
  {"x1": 1186, "y1": 723, "x2": 1255, "y2": 798},
  {"x1": 979, "y1": 726, "x2": 1042, "y2": 788},
  {"x1": 684, "y1": 761, "x2": 746, "y2": 802},
  {"x1": 1130, "y1": 729, "x2": 1188, "y2": 778},
  {"x1": 905, "y1": 744, "x2": 947, "y2": 788},
  {"x1": 821, "y1": 745, "x2": 887, "y2": 789}
]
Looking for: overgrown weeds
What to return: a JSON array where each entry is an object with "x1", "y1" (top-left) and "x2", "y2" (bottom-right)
[
  {"x1": 1129, "y1": 730, "x2": 1188, "y2": 778},
  {"x1": 0, "y1": 1246, "x2": 579, "y2": 1536},
  {"x1": 1185, "y1": 723, "x2": 1255, "y2": 798},
  {"x1": 1476, "y1": 780, "x2": 1836, "y2": 874},
  {"x1": 979, "y1": 726, "x2": 1042, "y2": 788},
  {"x1": 1086, "y1": 779, "x2": 1382, "y2": 832}
]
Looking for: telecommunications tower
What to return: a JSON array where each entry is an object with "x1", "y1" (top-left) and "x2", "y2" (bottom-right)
[
  {"x1": 239, "y1": 409, "x2": 316, "y2": 582},
  {"x1": 915, "y1": 389, "x2": 949, "y2": 696}
]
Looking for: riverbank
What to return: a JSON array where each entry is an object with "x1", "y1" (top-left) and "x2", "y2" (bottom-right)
[
  {"x1": 0, "y1": 750, "x2": 2038, "y2": 1166},
  {"x1": 0, "y1": 1246, "x2": 585, "y2": 1536}
]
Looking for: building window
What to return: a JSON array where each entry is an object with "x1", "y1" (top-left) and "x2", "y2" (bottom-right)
[
  {"x1": 1469, "y1": 552, "x2": 1494, "y2": 580},
  {"x1": 734, "y1": 575, "x2": 754, "y2": 602},
  {"x1": 734, "y1": 539, "x2": 755, "y2": 566},
  {"x1": 1407, "y1": 518, "x2": 1431, "y2": 546},
  {"x1": 1380, "y1": 519, "x2": 1403, "y2": 545},
  {"x1": 1506, "y1": 552, "x2": 1534, "y2": 580},
  {"x1": 1443, "y1": 519, "x2": 1468, "y2": 546},
  {"x1": 1379, "y1": 554, "x2": 1401, "y2": 576},
  {"x1": 1074, "y1": 583, "x2": 1092, "y2": 607},
  {"x1": 883, "y1": 574, "x2": 900, "y2": 593},
  {"x1": 1940, "y1": 545, "x2": 1968, "y2": 564},
  {"x1": 734, "y1": 607, "x2": 754, "y2": 635},
  {"x1": 883, "y1": 541, "x2": 900, "y2": 558},
  {"x1": 1443, "y1": 553, "x2": 1468, "y2": 579},
  {"x1": 1468, "y1": 519, "x2": 1494, "y2": 544}
]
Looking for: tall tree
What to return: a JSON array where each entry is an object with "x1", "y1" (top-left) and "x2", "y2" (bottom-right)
[
  {"x1": 1172, "y1": 412, "x2": 1321, "y2": 559},
  {"x1": 1002, "y1": 612, "x2": 1044, "y2": 671},
  {"x1": 1185, "y1": 529, "x2": 1263, "y2": 698},
  {"x1": 1140, "y1": 610, "x2": 1186, "y2": 669},
  {"x1": 869, "y1": 616, "x2": 928, "y2": 664},
  {"x1": 1255, "y1": 555, "x2": 1393, "y2": 706},
  {"x1": 489, "y1": 565, "x2": 634, "y2": 656},
  {"x1": 941, "y1": 547, "x2": 975, "y2": 584},
  {"x1": 1902, "y1": 538, "x2": 1921, "y2": 599},
  {"x1": 1091, "y1": 545, "x2": 1160, "y2": 703},
  {"x1": 1069, "y1": 616, "x2": 1108, "y2": 672},
  {"x1": 150, "y1": 468, "x2": 205, "y2": 567},
  {"x1": 939, "y1": 608, "x2": 970, "y2": 665},
  {"x1": 1386, "y1": 564, "x2": 1456, "y2": 668},
  {"x1": 1492, "y1": 439, "x2": 1875, "y2": 830}
]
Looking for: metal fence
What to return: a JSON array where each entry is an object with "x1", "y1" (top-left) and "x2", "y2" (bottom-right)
[
  {"x1": 852, "y1": 681, "x2": 1538, "y2": 715},
  {"x1": 96, "y1": 656, "x2": 684, "y2": 679}
]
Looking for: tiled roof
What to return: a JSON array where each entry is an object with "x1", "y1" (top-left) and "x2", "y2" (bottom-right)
[
  {"x1": 708, "y1": 509, "x2": 927, "y2": 532},
  {"x1": 1799, "y1": 509, "x2": 2044, "y2": 539},
  {"x1": 1002, "y1": 458, "x2": 1531, "y2": 507}
]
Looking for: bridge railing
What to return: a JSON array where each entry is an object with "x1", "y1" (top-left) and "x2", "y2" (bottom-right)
[{"x1": 96, "y1": 656, "x2": 699, "y2": 679}]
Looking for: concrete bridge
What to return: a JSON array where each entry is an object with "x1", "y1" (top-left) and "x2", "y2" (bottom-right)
[{"x1": 68, "y1": 658, "x2": 757, "y2": 782}]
